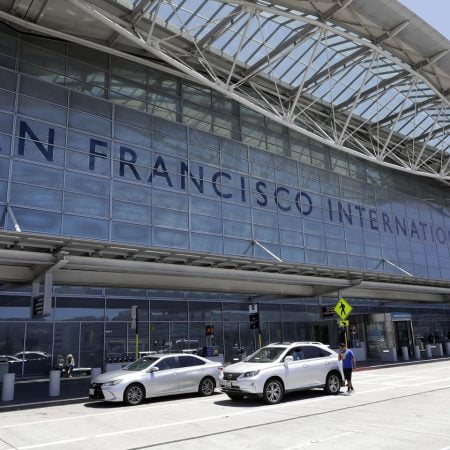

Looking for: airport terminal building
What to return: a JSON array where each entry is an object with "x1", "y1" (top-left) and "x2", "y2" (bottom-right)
[{"x1": 0, "y1": 0, "x2": 449, "y2": 376}]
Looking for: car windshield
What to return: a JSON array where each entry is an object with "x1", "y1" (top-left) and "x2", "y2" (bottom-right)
[
  {"x1": 245, "y1": 347, "x2": 285, "y2": 363},
  {"x1": 123, "y1": 357, "x2": 159, "y2": 371}
]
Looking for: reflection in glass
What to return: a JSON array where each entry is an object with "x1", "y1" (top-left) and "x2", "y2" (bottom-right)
[
  {"x1": 23, "y1": 322, "x2": 53, "y2": 376},
  {"x1": 80, "y1": 323, "x2": 104, "y2": 368}
]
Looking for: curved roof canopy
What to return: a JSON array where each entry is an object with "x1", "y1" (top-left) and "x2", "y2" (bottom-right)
[{"x1": 0, "y1": 0, "x2": 449, "y2": 181}]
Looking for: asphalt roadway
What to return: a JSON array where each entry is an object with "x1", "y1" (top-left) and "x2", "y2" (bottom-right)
[{"x1": 0, "y1": 360, "x2": 449, "y2": 450}]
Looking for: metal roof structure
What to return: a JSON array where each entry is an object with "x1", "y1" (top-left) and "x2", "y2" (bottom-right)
[
  {"x1": 0, "y1": 231, "x2": 449, "y2": 302},
  {"x1": 0, "y1": 0, "x2": 449, "y2": 182}
]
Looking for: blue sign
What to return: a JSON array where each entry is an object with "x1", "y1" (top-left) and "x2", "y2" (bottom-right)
[{"x1": 391, "y1": 312, "x2": 412, "y2": 320}]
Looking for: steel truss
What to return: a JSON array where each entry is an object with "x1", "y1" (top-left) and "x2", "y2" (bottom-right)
[{"x1": 2, "y1": 0, "x2": 449, "y2": 181}]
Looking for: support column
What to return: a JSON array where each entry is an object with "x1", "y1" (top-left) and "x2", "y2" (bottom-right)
[
  {"x1": 49, "y1": 370, "x2": 60, "y2": 397},
  {"x1": 1, "y1": 373, "x2": 15, "y2": 402}
]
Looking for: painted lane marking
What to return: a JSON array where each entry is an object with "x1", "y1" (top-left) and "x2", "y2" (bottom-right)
[
  {"x1": 13, "y1": 387, "x2": 398, "y2": 450},
  {"x1": 0, "y1": 395, "x2": 221, "y2": 429}
]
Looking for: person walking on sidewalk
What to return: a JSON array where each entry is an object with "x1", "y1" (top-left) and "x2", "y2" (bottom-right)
[{"x1": 338, "y1": 342, "x2": 356, "y2": 394}]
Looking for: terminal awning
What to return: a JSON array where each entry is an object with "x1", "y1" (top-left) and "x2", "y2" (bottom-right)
[{"x1": 0, "y1": 231, "x2": 449, "y2": 303}]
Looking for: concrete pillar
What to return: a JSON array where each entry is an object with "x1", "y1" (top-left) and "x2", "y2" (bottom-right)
[
  {"x1": 401, "y1": 346, "x2": 409, "y2": 361},
  {"x1": 49, "y1": 370, "x2": 60, "y2": 397},
  {"x1": 425, "y1": 344, "x2": 432, "y2": 358},
  {"x1": 445, "y1": 342, "x2": 450, "y2": 356},
  {"x1": 414, "y1": 345, "x2": 421, "y2": 360},
  {"x1": 1, "y1": 373, "x2": 15, "y2": 402},
  {"x1": 90, "y1": 367, "x2": 101, "y2": 382},
  {"x1": 436, "y1": 343, "x2": 444, "y2": 357}
]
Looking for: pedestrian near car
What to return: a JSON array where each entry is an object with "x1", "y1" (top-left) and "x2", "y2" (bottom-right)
[{"x1": 338, "y1": 342, "x2": 355, "y2": 394}]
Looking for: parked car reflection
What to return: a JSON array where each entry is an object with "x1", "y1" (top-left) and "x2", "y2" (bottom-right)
[{"x1": 12, "y1": 351, "x2": 52, "y2": 376}]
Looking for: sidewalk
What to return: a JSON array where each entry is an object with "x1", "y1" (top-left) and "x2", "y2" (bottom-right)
[
  {"x1": 1, "y1": 356, "x2": 450, "y2": 411},
  {"x1": 0, "y1": 376, "x2": 92, "y2": 411}
]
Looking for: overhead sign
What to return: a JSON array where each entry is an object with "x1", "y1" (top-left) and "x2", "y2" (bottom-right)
[
  {"x1": 338, "y1": 319, "x2": 350, "y2": 327},
  {"x1": 249, "y1": 304, "x2": 258, "y2": 314},
  {"x1": 391, "y1": 312, "x2": 411, "y2": 321},
  {"x1": 334, "y1": 297, "x2": 352, "y2": 320},
  {"x1": 321, "y1": 306, "x2": 336, "y2": 319},
  {"x1": 32, "y1": 294, "x2": 45, "y2": 318}
]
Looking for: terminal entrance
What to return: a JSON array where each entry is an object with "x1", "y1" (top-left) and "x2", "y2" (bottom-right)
[
  {"x1": 310, "y1": 324, "x2": 330, "y2": 345},
  {"x1": 393, "y1": 320, "x2": 414, "y2": 356}
]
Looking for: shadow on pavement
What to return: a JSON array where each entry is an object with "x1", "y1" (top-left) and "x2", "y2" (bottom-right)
[
  {"x1": 215, "y1": 388, "x2": 330, "y2": 407},
  {"x1": 83, "y1": 391, "x2": 223, "y2": 409}
]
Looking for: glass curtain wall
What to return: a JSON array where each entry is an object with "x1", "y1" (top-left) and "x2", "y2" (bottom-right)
[
  {"x1": 0, "y1": 25, "x2": 449, "y2": 281},
  {"x1": 2, "y1": 288, "x2": 450, "y2": 377}
]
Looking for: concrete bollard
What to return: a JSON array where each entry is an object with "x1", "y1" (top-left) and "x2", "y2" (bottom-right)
[
  {"x1": 425, "y1": 344, "x2": 432, "y2": 358},
  {"x1": 414, "y1": 345, "x2": 421, "y2": 360},
  {"x1": 1, "y1": 373, "x2": 15, "y2": 402},
  {"x1": 90, "y1": 367, "x2": 101, "y2": 382},
  {"x1": 436, "y1": 343, "x2": 444, "y2": 357},
  {"x1": 446, "y1": 342, "x2": 450, "y2": 356},
  {"x1": 49, "y1": 370, "x2": 60, "y2": 397},
  {"x1": 401, "y1": 346, "x2": 409, "y2": 361}
]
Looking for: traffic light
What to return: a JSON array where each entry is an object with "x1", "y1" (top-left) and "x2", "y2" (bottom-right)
[
  {"x1": 249, "y1": 312, "x2": 260, "y2": 330},
  {"x1": 205, "y1": 325, "x2": 215, "y2": 336}
]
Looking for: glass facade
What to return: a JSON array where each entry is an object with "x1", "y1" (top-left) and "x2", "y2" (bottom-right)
[
  {"x1": 1, "y1": 287, "x2": 450, "y2": 376},
  {"x1": 0, "y1": 26, "x2": 449, "y2": 279},
  {"x1": 0, "y1": 26, "x2": 449, "y2": 377}
]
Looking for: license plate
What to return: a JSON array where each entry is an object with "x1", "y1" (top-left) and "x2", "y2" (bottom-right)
[
  {"x1": 89, "y1": 388, "x2": 94, "y2": 395},
  {"x1": 222, "y1": 380, "x2": 231, "y2": 388}
]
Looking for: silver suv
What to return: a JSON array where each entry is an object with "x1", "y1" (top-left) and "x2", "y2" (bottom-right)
[{"x1": 221, "y1": 342, "x2": 344, "y2": 404}]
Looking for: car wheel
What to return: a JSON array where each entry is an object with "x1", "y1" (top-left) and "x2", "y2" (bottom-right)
[
  {"x1": 263, "y1": 378, "x2": 284, "y2": 404},
  {"x1": 226, "y1": 393, "x2": 244, "y2": 401},
  {"x1": 124, "y1": 383, "x2": 145, "y2": 406},
  {"x1": 324, "y1": 372, "x2": 341, "y2": 395},
  {"x1": 198, "y1": 377, "x2": 215, "y2": 396}
]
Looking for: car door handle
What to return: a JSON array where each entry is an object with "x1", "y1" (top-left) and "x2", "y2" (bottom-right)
[
  {"x1": 324, "y1": 361, "x2": 329, "y2": 365},
  {"x1": 302, "y1": 364, "x2": 308, "y2": 368}
]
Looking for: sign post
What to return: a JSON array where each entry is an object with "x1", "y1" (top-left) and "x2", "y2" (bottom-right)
[
  {"x1": 131, "y1": 305, "x2": 139, "y2": 360},
  {"x1": 334, "y1": 297, "x2": 352, "y2": 347}
]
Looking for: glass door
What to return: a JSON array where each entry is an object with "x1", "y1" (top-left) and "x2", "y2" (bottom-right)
[
  {"x1": 310, "y1": 323, "x2": 330, "y2": 345},
  {"x1": 394, "y1": 320, "x2": 413, "y2": 355}
]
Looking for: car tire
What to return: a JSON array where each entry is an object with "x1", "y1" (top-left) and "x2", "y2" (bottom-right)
[
  {"x1": 324, "y1": 372, "x2": 341, "y2": 395},
  {"x1": 198, "y1": 376, "x2": 215, "y2": 396},
  {"x1": 226, "y1": 393, "x2": 244, "y2": 401},
  {"x1": 124, "y1": 383, "x2": 145, "y2": 406},
  {"x1": 263, "y1": 378, "x2": 284, "y2": 404}
]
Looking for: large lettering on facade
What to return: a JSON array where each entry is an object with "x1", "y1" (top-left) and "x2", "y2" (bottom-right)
[{"x1": 17, "y1": 119, "x2": 450, "y2": 247}]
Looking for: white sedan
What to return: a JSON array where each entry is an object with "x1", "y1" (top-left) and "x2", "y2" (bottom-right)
[{"x1": 90, "y1": 354, "x2": 223, "y2": 406}]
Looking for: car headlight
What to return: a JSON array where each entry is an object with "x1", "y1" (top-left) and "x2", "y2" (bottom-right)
[
  {"x1": 103, "y1": 379, "x2": 123, "y2": 386},
  {"x1": 242, "y1": 370, "x2": 260, "y2": 378}
]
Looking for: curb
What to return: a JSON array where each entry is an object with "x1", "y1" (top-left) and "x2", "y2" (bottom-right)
[
  {"x1": 355, "y1": 356, "x2": 450, "y2": 371},
  {"x1": 0, "y1": 396, "x2": 91, "y2": 412}
]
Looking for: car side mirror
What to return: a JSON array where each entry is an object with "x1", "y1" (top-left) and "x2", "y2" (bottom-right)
[
  {"x1": 149, "y1": 366, "x2": 159, "y2": 373},
  {"x1": 284, "y1": 356, "x2": 294, "y2": 366}
]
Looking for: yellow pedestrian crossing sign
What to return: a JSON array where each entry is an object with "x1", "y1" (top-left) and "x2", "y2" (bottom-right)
[
  {"x1": 334, "y1": 297, "x2": 352, "y2": 320},
  {"x1": 338, "y1": 319, "x2": 350, "y2": 327}
]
